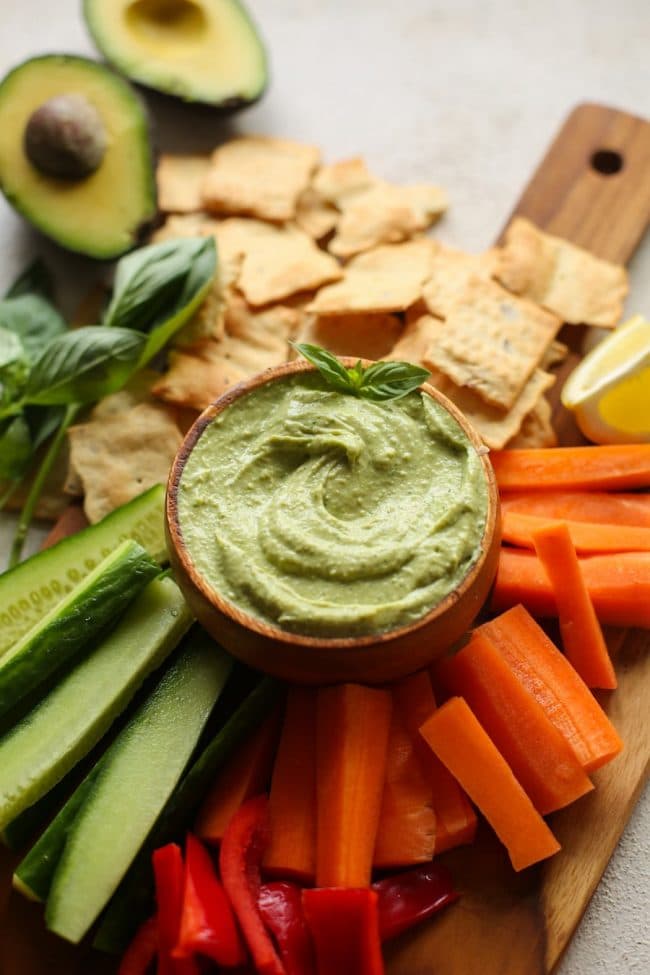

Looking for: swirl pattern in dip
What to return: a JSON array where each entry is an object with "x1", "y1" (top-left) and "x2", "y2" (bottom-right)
[{"x1": 177, "y1": 372, "x2": 488, "y2": 638}]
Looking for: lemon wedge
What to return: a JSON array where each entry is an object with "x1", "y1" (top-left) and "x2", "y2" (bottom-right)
[{"x1": 561, "y1": 315, "x2": 650, "y2": 443}]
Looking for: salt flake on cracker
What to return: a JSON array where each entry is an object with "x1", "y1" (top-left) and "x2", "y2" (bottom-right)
[{"x1": 494, "y1": 217, "x2": 628, "y2": 327}]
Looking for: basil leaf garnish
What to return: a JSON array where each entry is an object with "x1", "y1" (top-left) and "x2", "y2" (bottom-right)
[
  {"x1": 0, "y1": 294, "x2": 67, "y2": 363},
  {"x1": 292, "y1": 343, "x2": 430, "y2": 402},
  {"x1": 25, "y1": 327, "x2": 146, "y2": 406},
  {"x1": 103, "y1": 236, "x2": 217, "y2": 363}
]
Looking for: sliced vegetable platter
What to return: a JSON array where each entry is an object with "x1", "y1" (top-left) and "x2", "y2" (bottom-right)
[{"x1": 0, "y1": 102, "x2": 648, "y2": 975}]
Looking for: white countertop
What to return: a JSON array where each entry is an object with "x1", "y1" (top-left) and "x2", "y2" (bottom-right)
[{"x1": 0, "y1": 1, "x2": 648, "y2": 971}]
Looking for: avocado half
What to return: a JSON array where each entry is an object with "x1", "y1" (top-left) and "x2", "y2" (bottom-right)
[
  {"x1": 83, "y1": 0, "x2": 268, "y2": 108},
  {"x1": 0, "y1": 55, "x2": 156, "y2": 259}
]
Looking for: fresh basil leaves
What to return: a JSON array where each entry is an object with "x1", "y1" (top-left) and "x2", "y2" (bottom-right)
[{"x1": 293, "y1": 343, "x2": 430, "y2": 401}]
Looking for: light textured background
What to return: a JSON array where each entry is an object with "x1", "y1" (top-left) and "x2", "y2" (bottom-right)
[{"x1": 0, "y1": 1, "x2": 648, "y2": 971}]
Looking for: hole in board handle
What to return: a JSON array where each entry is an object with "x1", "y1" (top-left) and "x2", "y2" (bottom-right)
[{"x1": 591, "y1": 149, "x2": 624, "y2": 175}]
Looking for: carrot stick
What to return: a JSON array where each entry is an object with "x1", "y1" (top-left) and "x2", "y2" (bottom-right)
[
  {"x1": 420, "y1": 697, "x2": 561, "y2": 871},
  {"x1": 478, "y1": 606, "x2": 623, "y2": 773},
  {"x1": 532, "y1": 522, "x2": 617, "y2": 690},
  {"x1": 264, "y1": 687, "x2": 318, "y2": 884},
  {"x1": 393, "y1": 672, "x2": 477, "y2": 853},
  {"x1": 491, "y1": 548, "x2": 650, "y2": 628},
  {"x1": 195, "y1": 711, "x2": 281, "y2": 844},
  {"x1": 373, "y1": 703, "x2": 436, "y2": 869},
  {"x1": 502, "y1": 511, "x2": 650, "y2": 554},
  {"x1": 500, "y1": 490, "x2": 650, "y2": 527},
  {"x1": 316, "y1": 684, "x2": 392, "y2": 888},
  {"x1": 490, "y1": 444, "x2": 650, "y2": 492},
  {"x1": 435, "y1": 633, "x2": 593, "y2": 814}
]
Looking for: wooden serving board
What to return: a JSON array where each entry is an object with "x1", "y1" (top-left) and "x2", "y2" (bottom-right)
[{"x1": 0, "y1": 103, "x2": 649, "y2": 975}]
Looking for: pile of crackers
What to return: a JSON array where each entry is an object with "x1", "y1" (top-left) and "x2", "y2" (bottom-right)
[{"x1": 66, "y1": 135, "x2": 628, "y2": 522}]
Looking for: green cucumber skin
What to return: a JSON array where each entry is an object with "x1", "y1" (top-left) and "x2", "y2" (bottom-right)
[
  {"x1": 2, "y1": 768, "x2": 79, "y2": 852},
  {"x1": 0, "y1": 540, "x2": 159, "y2": 718},
  {"x1": 45, "y1": 633, "x2": 233, "y2": 945},
  {"x1": 0, "y1": 484, "x2": 166, "y2": 657},
  {"x1": 94, "y1": 675, "x2": 280, "y2": 953},
  {"x1": 0, "y1": 576, "x2": 192, "y2": 831},
  {"x1": 13, "y1": 768, "x2": 101, "y2": 902}
]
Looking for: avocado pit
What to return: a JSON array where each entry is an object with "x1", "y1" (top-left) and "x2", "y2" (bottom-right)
[{"x1": 24, "y1": 93, "x2": 108, "y2": 180}]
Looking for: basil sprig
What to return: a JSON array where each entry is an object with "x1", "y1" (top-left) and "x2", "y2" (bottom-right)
[
  {"x1": 293, "y1": 343, "x2": 430, "y2": 401},
  {"x1": 1, "y1": 236, "x2": 217, "y2": 565}
]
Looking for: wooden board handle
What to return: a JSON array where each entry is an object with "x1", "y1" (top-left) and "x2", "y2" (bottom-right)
[{"x1": 500, "y1": 103, "x2": 650, "y2": 263}]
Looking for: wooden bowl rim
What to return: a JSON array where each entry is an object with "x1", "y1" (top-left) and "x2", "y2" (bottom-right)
[{"x1": 166, "y1": 358, "x2": 499, "y2": 652}]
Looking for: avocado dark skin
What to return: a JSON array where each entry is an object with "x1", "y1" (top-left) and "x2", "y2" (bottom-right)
[{"x1": 24, "y1": 93, "x2": 107, "y2": 180}]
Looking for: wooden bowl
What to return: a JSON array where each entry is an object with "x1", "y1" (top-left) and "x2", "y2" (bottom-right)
[{"x1": 166, "y1": 359, "x2": 501, "y2": 684}]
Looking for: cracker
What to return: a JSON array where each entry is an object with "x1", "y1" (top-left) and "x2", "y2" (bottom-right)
[
  {"x1": 426, "y1": 276, "x2": 561, "y2": 410},
  {"x1": 68, "y1": 399, "x2": 183, "y2": 523},
  {"x1": 156, "y1": 154, "x2": 211, "y2": 214},
  {"x1": 150, "y1": 213, "x2": 221, "y2": 243},
  {"x1": 152, "y1": 297, "x2": 299, "y2": 411},
  {"x1": 329, "y1": 181, "x2": 447, "y2": 258},
  {"x1": 237, "y1": 225, "x2": 342, "y2": 306},
  {"x1": 494, "y1": 217, "x2": 628, "y2": 327},
  {"x1": 506, "y1": 395, "x2": 557, "y2": 448},
  {"x1": 387, "y1": 313, "x2": 442, "y2": 366},
  {"x1": 541, "y1": 339, "x2": 569, "y2": 370},
  {"x1": 173, "y1": 253, "x2": 244, "y2": 346},
  {"x1": 306, "y1": 240, "x2": 434, "y2": 316},
  {"x1": 295, "y1": 312, "x2": 403, "y2": 361},
  {"x1": 422, "y1": 245, "x2": 498, "y2": 319},
  {"x1": 202, "y1": 136, "x2": 320, "y2": 222},
  {"x1": 432, "y1": 369, "x2": 556, "y2": 450},
  {"x1": 312, "y1": 157, "x2": 375, "y2": 206},
  {"x1": 295, "y1": 187, "x2": 339, "y2": 239}
]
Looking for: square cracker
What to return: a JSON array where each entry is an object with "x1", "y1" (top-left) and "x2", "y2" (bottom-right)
[
  {"x1": 386, "y1": 313, "x2": 442, "y2": 366},
  {"x1": 431, "y1": 369, "x2": 556, "y2": 450},
  {"x1": 305, "y1": 240, "x2": 435, "y2": 316},
  {"x1": 152, "y1": 297, "x2": 299, "y2": 412},
  {"x1": 295, "y1": 187, "x2": 339, "y2": 239},
  {"x1": 312, "y1": 157, "x2": 375, "y2": 206},
  {"x1": 329, "y1": 181, "x2": 448, "y2": 258},
  {"x1": 295, "y1": 312, "x2": 403, "y2": 362},
  {"x1": 422, "y1": 245, "x2": 498, "y2": 319},
  {"x1": 426, "y1": 276, "x2": 561, "y2": 410},
  {"x1": 494, "y1": 217, "x2": 628, "y2": 327},
  {"x1": 156, "y1": 154, "x2": 211, "y2": 213},
  {"x1": 506, "y1": 395, "x2": 557, "y2": 448},
  {"x1": 237, "y1": 224, "x2": 343, "y2": 306},
  {"x1": 202, "y1": 136, "x2": 320, "y2": 222}
]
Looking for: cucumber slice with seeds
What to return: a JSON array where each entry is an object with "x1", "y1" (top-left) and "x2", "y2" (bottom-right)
[
  {"x1": 44, "y1": 632, "x2": 232, "y2": 944},
  {"x1": 0, "y1": 575, "x2": 192, "y2": 831},
  {"x1": 0, "y1": 538, "x2": 159, "y2": 719},
  {"x1": 0, "y1": 483, "x2": 166, "y2": 657}
]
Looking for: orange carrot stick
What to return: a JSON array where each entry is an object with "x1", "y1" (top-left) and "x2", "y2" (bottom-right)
[
  {"x1": 393, "y1": 671, "x2": 477, "y2": 853},
  {"x1": 264, "y1": 687, "x2": 318, "y2": 884},
  {"x1": 316, "y1": 684, "x2": 392, "y2": 888},
  {"x1": 490, "y1": 444, "x2": 650, "y2": 492},
  {"x1": 500, "y1": 490, "x2": 650, "y2": 527},
  {"x1": 491, "y1": 548, "x2": 650, "y2": 628},
  {"x1": 373, "y1": 703, "x2": 436, "y2": 869},
  {"x1": 195, "y1": 711, "x2": 281, "y2": 844},
  {"x1": 436, "y1": 633, "x2": 593, "y2": 814},
  {"x1": 532, "y1": 522, "x2": 617, "y2": 690},
  {"x1": 502, "y1": 511, "x2": 650, "y2": 554},
  {"x1": 420, "y1": 697, "x2": 561, "y2": 871},
  {"x1": 479, "y1": 606, "x2": 623, "y2": 773}
]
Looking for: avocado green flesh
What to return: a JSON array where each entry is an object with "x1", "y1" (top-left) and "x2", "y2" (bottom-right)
[
  {"x1": 0, "y1": 539, "x2": 160, "y2": 719},
  {"x1": 84, "y1": 0, "x2": 267, "y2": 106},
  {"x1": 45, "y1": 635, "x2": 233, "y2": 944},
  {"x1": 0, "y1": 54, "x2": 155, "y2": 258},
  {"x1": 0, "y1": 484, "x2": 166, "y2": 658},
  {"x1": 0, "y1": 576, "x2": 192, "y2": 831},
  {"x1": 178, "y1": 374, "x2": 489, "y2": 638}
]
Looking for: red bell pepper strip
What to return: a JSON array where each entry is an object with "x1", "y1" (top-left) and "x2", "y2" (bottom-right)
[
  {"x1": 373, "y1": 863, "x2": 459, "y2": 941},
  {"x1": 153, "y1": 844, "x2": 199, "y2": 975},
  {"x1": 220, "y1": 795, "x2": 287, "y2": 975},
  {"x1": 174, "y1": 833, "x2": 247, "y2": 966},
  {"x1": 302, "y1": 888, "x2": 384, "y2": 975},
  {"x1": 117, "y1": 916, "x2": 158, "y2": 975},
  {"x1": 258, "y1": 882, "x2": 316, "y2": 975}
]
